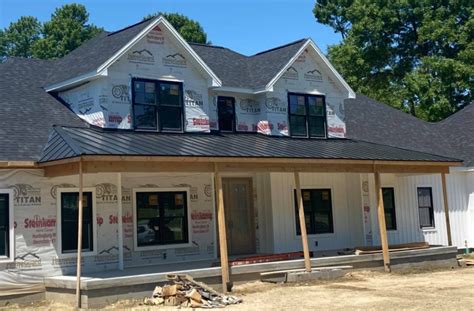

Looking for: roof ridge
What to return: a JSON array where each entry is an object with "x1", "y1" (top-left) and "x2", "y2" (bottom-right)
[
  {"x1": 251, "y1": 38, "x2": 308, "y2": 56},
  {"x1": 107, "y1": 15, "x2": 158, "y2": 36},
  {"x1": 438, "y1": 103, "x2": 473, "y2": 124}
]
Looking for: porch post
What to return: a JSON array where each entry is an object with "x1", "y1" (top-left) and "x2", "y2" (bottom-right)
[
  {"x1": 117, "y1": 173, "x2": 124, "y2": 270},
  {"x1": 441, "y1": 173, "x2": 453, "y2": 246},
  {"x1": 214, "y1": 164, "x2": 230, "y2": 293},
  {"x1": 75, "y1": 159, "x2": 83, "y2": 307},
  {"x1": 374, "y1": 171, "x2": 391, "y2": 272},
  {"x1": 294, "y1": 172, "x2": 312, "y2": 272}
]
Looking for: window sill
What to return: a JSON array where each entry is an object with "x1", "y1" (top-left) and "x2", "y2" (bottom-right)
[
  {"x1": 296, "y1": 232, "x2": 336, "y2": 239},
  {"x1": 135, "y1": 241, "x2": 193, "y2": 252},
  {"x1": 421, "y1": 227, "x2": 437, "y2": 233},
  {"x1": 0, "y1": 256, "x2": 13, "y2": 263}
]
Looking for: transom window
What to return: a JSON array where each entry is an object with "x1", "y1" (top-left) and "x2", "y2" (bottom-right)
[
  {"x1": 417, "y1": 187, "x2": 435, "y2": 228},
  {"x1": 294, "y1": 189, "x2": 334, "y2": 235},
  {"x1": 288, "y1": 93, "x2": 326, "y2": 138},
  {"x1": 382, "y1": 187, "x2": 397, "y2": 230},
  {"x1": 61, "y1": 192, "x2": 94, "y2": 254},
  {"x1": 132, "y1": 78, "x2": 184, "y2": 131},
  {"x1": 217, "y1": 96, "x2": 235, "y2": 132},
  {"x1": 135, "y1": 191, "x2": 188, "y2": 247},
  {"x1": 0, "y1": 193, "x2": 10, "y2": 257}
]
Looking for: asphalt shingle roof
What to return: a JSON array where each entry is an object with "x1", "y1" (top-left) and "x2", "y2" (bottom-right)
[
  {"x1": 38, "y1": 126, "x2": 460, "y2": 163},
  {"x1": 345, "y1": 94, "x2": 473, "y2": 166},
  {"x1": 0, "y1": 58, "x2": 87, "y2": 161}
]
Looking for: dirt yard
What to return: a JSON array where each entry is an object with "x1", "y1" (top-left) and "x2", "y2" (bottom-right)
[{"x1": 3, "y1": 266, "x2": 474, "y2": 310}]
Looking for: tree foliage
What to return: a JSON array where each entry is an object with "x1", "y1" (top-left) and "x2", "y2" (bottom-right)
[
  {"x1": 314, "y1": 0, "x2": 473, "y2": 121},
  {"x1": 1, "y1": 3, "x2": 102, "y2": 59},
  {"x1": 144, "y1": 12, "x2": 209, "y2": 44},
  {"x1": 1, "y1": 16, "x2": 42, "y2": 58}
]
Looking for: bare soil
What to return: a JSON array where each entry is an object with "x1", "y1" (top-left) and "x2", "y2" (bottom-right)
[{"x1": 3, "y1": 266, "x2": 474, "y2": 310}]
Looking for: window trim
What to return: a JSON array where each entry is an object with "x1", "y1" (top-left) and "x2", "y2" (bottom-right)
[
  {"x1": 0, "y1": 189, "x2": 14, "y2": 262},
  {"x1": 293, "y1": 187, "x2": 335, "y2": 237},
  {"x1": 382, "y1": 187, "x2": 397, "y2": 231},
  {"x1": 217, "y1": 96, "x2": 236, "y2": 132},
  {"x1": 56, "y1": 188, "x2": 97, "y2": 258},
  {"x1": 131, "y1": 77, "x2": 185, "y2": 133},
  {"x1": 132, "y1": 187, "x2": 193, "y2": 251},
  {"x1": 287, "y1": 92, "x2": 328, "y2": 139},
  {"x1": 416, "y1": 186, "x2": 435, "y2": 229}
]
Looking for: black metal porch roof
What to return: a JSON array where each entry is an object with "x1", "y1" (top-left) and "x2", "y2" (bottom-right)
[{"x1": 38, "y1": 126, "x2": 461, "y2": 164}]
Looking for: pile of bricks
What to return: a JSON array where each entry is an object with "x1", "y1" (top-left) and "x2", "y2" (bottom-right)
[{"x1": 144, "y1": 274, "x2": 242, "y2": 308}]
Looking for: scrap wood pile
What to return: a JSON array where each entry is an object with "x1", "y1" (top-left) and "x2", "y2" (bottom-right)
[{"x1": 144, "y1": 274, "x2": 242, "y2": 308}]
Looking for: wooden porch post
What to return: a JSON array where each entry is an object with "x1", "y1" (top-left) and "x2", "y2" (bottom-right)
[
  {"x1": 214, "y1": 164, "x2": 230, "y2": 293},
  {"x1": 441, "y1": 173, "x2": 453, "y2": 246},
  {"x1": 294, "y1": 172, "x2": 312, "y2": 272},
  {"x1": 75, "y1": 159, "x2": 83, "y2": 307},
  {"x1": 374, "y1": 171, "x2": 391, "y2": 272},
  {"x1": 117, "y1": 173, "x2": 124, "y2": 270}
]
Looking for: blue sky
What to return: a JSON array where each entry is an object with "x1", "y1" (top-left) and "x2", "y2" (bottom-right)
[{"x1": 0, "y1": 0, "x2": 342, "y2": 55}]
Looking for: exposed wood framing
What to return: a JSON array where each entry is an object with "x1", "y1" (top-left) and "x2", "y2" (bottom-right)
[
  {"x1": 441, "y1": 173, "x2": 453, "y2": 246},
  {"x1": 374, "y1": 171, "x2": 391, "y2": 272},
  {"x1": 43, "y1": 160, "x2": 452, "y2": 177},
  {"x1": 0, "y1": 161, "x2": 37, "y2": 168},
  {"x1": 117, "y1": 173, "x2": 124, "y2": 270},
  {"x1": 76, "y1": 159, "x2": 84, "y2": 307},
  {"x1": 294, "y1": 172, "x2": 312, "y2": 272},
  {"x1": 214, "y1": 164, "x2": 230, "y2": 293}
]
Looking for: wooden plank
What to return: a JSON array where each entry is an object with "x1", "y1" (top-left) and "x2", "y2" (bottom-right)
[
  {"x1": 214, "y1": 165, "x2": 230, "y2": 293},
  {"x1": 294, "y1": 172, "x2": 312, "y2": 272},
  {"x1": 76, "y1": 159, "x2": 83, "y2": 307},
  {"x1": 374, "y1": 171, "x2": 391, "y2": 272},
  {"x1": 117, "y1": 173, "x2": 124, "y2": 270},
  {"x1": 441, "y1": 173, "x2": 453, "y2": 246},
  {"x1": 355, "y1": 242, "x2": 430, "y2": 255}
]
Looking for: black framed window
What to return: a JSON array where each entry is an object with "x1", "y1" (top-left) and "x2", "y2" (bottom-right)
[
  {"x1": 0, "y1": 193, "x2": 9, "y2": 257},
  {"x1": 288, "y1": 93, "x2": 326, "y2": 138},
  {"x1": 217, "y1": 97, "x2": 235, "y2": 132},
  {"x1": 382, "y1": 188, "x2": 397, "y2": 230},
  {"x1": 61, "y1": 192, "x2": 93, "y2": 253},
  {"x1": 136, "y1": 191, "x2": 188, "y2": 247},
  {"x1": 132, "y1": 78, "x2": 183, "y2": 131},
  {"x1": 294, "y1": 189, "x2": 333, "y2": 235},
  {"x1": 417, "y1": 187, "x2": 435, "y2": 228}
]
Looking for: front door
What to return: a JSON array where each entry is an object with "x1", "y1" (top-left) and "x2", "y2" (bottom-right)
[{"x1": 222, "y1": 178, "x2": 255, "y2": 256}]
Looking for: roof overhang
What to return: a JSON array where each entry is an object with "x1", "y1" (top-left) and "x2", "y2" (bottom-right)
[
  {"x1": 45, "y1": 16, "x2": 222, "y2": 93},
  {"x1": 264, "y1": 39, "x2": 356, "y2": 98}
]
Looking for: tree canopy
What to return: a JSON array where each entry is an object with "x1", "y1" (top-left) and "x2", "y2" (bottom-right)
[
  {"x1": 1, "y1": 3, "x2": 102, "y2": 59},
  {"x1": 144, "y1": 12, "x2": 209, "y2": 44},
  {"x1": 314, "y1": 0, "x2": 473, "y2": 121}
]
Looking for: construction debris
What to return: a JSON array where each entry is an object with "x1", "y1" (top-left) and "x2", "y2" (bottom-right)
[
  {"x1": 144, "y1": 274, "x2": 242, "y2": 308},
  {"x1": 354, "y1": 242, "x2": 429, "y2": 255}
]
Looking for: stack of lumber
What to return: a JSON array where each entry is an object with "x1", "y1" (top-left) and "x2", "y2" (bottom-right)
[
  {"x1": 144, "y1": 274, "x2": 242, "y2": 308},
  {"x1": 354, "y1": 242, "x2": 430, "y2": 255}
]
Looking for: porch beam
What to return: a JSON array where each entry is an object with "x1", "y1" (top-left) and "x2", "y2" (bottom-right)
[
  {"x1": 294, "y1": 172, "x2": 312, "y2": 272},
  {"x1": 441, "y1": 173, "x2": 453, "y2": 246},
  {"x1": 117, "y1": 173, "x2": 124, "y2": 270},
  {"x1": 374, "y1": 171, "x2": 391, "y2": 272},
  {"x1": 214, "y1": 164, "x2": 230, "y2": 293},
  {"x1": 43, "y1": 161, "x2": 452, "y2": 177},
  {"x1": 75, "y1": 159, "x2": 84, "y2": 307}
]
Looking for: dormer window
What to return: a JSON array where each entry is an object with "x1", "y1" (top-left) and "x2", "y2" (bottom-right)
[
  {"x1": 132, "y1": 78, "x2": 184, "y2": 132},
  {"x1": 217, "y1": 96, "x2": 235, "y2": 132},
  {"x1": 288, "y1": 93, "x2": 327, "y2": 138}
]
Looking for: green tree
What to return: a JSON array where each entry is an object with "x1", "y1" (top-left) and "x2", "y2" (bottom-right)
[
  {"x1": 314, "y1": 0, "x2": 473, "y2": 121},
  {"x1": 31, "y1": 3, "x2": 102, "y2": 59},
  {"x1": 144, "y1": 12, "x2": 209, "y2": 44},
  {"x1": 0, "y1": 16, "x2": 42, "y2": 58}
]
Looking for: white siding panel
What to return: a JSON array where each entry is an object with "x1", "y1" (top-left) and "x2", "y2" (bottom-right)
[{"x1": 270, "y1": 172, "x2": 364, "y2": 253}]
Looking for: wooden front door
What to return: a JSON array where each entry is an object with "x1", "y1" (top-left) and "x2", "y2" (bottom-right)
[{"x1": 222, "y1": 178, "x2": 255, "y2": 256}]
